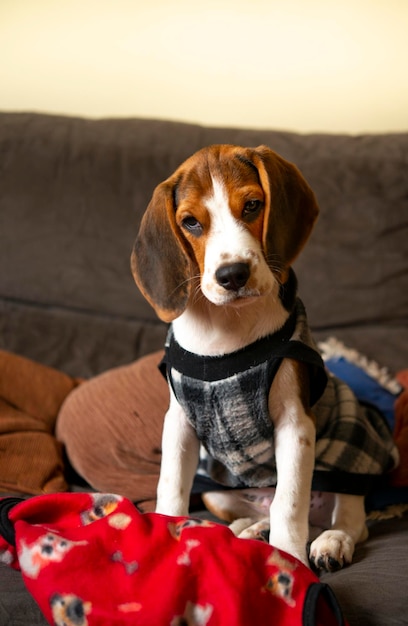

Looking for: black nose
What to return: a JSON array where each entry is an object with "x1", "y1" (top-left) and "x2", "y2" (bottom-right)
[{"x1": 215, "y1": 262, "x2": 250, "y2": 291}]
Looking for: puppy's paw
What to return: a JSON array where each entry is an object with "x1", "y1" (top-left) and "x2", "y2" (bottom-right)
[
  {"x1": 229, "y1": 517, "x2": 270, "y2": 543},
  {"x1": 309, "y1": 530, "x2": 355, "y2": 572}
]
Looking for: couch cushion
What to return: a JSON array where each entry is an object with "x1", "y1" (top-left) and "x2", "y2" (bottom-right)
[{"x1": 320, "y1": 513, "x2": 408, "y2": 626}]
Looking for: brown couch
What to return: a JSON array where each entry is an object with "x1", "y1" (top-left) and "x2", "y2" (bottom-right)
[{"x1": 0, "y1": 112, "x2": 407, "y2": 625}]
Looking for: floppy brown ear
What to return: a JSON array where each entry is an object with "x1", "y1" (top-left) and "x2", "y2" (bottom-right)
[
  {"x1": 130, "y1": 179, "x2": 193, "y2": 322},
  {"x1": 252, "y1": 145, "x2": 319, "y2": 274}
]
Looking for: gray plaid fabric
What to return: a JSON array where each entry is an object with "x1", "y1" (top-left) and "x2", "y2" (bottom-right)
[{"x1": 164, "y1": 299, "x2": 399, "y2": 493}]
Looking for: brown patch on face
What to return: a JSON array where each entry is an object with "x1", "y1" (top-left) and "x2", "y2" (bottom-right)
[
  {"x1": 174, "y1": 145, "x2": 267, "y2": 273},
  {"x1": 218, "y1": 149, "x2": 266, "y2": 245},
  {"x1": 175, "y1": 204, "x2": 210, "y2": 277}
]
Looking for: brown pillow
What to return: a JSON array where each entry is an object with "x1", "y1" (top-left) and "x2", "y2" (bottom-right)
[
  {"x1": 56, "y1": 351, "x2": 169, "y2": 511},
  {"x1": 0, "y1": 350, "x2": 80, "y2": 494}
]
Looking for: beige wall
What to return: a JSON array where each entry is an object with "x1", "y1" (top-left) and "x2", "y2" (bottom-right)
[{"x1": 1, "y1": 0, "x2": 407, "y2": 134}]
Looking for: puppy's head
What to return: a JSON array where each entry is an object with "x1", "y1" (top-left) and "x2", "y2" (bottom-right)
[{"x1": 131, "y1": 145, "x2": 318, "y2": 322}]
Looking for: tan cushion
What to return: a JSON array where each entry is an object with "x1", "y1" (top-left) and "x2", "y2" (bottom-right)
[{"x1": 56, "y1": 351, "x2": 168, "y2": 511}]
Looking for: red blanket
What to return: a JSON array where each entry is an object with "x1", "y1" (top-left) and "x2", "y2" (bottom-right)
[{"x1": 0, "y1": 492, "x2": 346, "y2": 626}]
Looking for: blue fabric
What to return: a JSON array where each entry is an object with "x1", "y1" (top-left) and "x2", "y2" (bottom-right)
[
  {"x1": 325, "y1": 357, "x2": 398, "y2": 430},
  {"x1": 324, "y1": 356, "x2": 408, "y2": 509}
]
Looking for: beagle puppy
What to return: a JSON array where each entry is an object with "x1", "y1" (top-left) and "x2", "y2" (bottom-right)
[{"x1": 131, "y1": 145, "x2": 398, "y2": 571}]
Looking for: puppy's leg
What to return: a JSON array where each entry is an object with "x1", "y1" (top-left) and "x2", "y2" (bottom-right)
[
  {"x1": 156, "y1": 390, "x2": 200, "y2": 516},
  {"x1": 268, "y1": 360, "x2": 316, "y2": 566},
  {"x1": 202, "y1": 488, "x2": 275, "y2": 523},
  {"x1": 309, "y1": 493, "x2": 367, "y2": 572}
]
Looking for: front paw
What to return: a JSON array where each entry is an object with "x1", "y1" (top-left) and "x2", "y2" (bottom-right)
[{"x1": 309, "y1": 530, "x2": 355, "y2": 572}]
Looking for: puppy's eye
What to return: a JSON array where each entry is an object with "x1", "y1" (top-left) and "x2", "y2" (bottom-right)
[
  {"x1": 181, "y1": 216, "x2": 203, "y2": 236},
  {"x1": 242, "y1": 199, "x2": 262, "y2": 219}
]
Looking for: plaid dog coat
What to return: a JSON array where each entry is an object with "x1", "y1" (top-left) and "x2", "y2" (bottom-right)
[{"x1": 162, "y1": 299, "x2": 399, "y2": 494}]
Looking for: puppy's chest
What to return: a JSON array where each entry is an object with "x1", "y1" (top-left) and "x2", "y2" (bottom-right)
[
  {"x1": 171, "y1": 358, "x2": 275, "y2": 436},
  {"x1": 165, "y1": 319, "x2": 292, "y2": 429},
  {"x1": 169, "y1": 355, "x2": 281, "y2": 489},
  {"x1": 163, "y1": 302, "x2": 309, "y2": 440}
]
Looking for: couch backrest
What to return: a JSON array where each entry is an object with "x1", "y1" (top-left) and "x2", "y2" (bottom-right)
[{"x1": 1, "y1": 113, "x2": 407, "y2": 375}]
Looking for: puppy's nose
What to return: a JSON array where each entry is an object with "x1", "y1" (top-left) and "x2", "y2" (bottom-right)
[{"x1": 215, "y1": 262, "x2": 250, "y2": 291}]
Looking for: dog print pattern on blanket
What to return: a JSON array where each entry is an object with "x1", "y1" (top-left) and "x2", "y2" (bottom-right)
[{"x1": 0, "y1": 492, "x2": 347, "y2": 626}]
